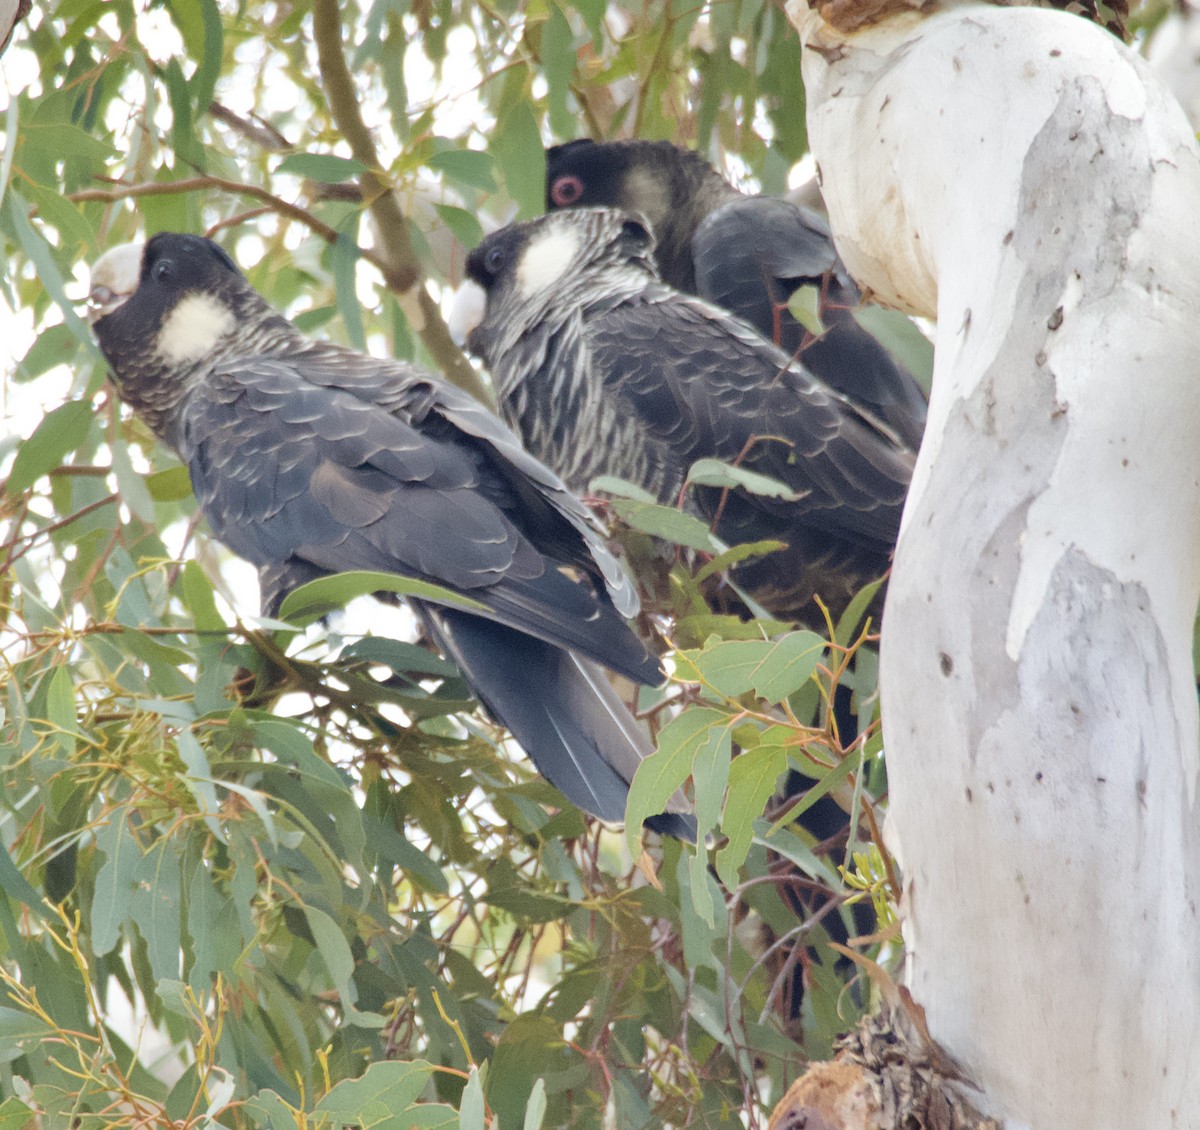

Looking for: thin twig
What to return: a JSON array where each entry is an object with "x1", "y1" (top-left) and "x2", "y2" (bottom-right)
[{"x1": 310, "y1": 0, "x2": 492, "y2": 406}]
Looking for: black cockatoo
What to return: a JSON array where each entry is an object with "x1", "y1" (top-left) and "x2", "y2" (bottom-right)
[
  {"x1": 454, "y1": 207, "x2": 915, "y2": 623},
  {"x1": 545, "y1": 138, "x2": 928, "y2": 450},
  {"x1": 87, "y1": 231, "x2": 693, "y2": 838}
]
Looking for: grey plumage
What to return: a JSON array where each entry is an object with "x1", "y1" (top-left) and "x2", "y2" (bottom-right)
[
  {"x1": 462, "y1": 208, "x2": 916, "y2": 621},
  {"x1": 89, "y1": 231, "x2": 693, "y2": 838},
  {"x1": 545, "y1": 138, "x2": 929, "y2": 450}
]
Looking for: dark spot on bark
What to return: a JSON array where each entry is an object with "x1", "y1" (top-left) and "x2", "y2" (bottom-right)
[
  {"x1": 1035, "y1": 771, "x2": 1043, "y2": 782},
  {"x1": 1002, "y1": 229, "x2": 1014, "y2": 245},
  {"x1": 965, "y1": 787, "x2": 973, "y2": 802},
  {"x1": 1050, "y1": 47, "x2": 1062, "y2": 56},
  {"x1": 1035, "y1": 350, "x2": 1047, "y2": 366},
  {"x1": 939, "y1": 651, "x2": 953, "y2": 676},
  {"x1": 1048, "y1": 305, "x2": 1064, "y2": 330}
]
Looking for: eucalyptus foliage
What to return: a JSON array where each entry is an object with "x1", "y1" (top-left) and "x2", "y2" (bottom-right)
[{"x1": 0, "y1": 3, "x2": 903, "y2": 1126}]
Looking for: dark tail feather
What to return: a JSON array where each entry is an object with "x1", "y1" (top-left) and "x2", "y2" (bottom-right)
[{"x1": 426, "y1": 608, "x2": 696, "y2": 841}]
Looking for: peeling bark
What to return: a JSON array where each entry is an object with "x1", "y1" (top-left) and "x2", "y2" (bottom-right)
[
  {"x1": 769, "y1": 991, "x2": 998, "y2": 1130},
  {"x1": 789, "y1": 3, "x2": 1200, "y2": 1124}
]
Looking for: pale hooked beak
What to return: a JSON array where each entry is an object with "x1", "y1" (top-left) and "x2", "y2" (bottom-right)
[
  {"x1": 87, "y1": 241, "x2": 144, "y2": 323},
  {"x1": 447, "y1": 279, "x2": 487, "y2": 348}
]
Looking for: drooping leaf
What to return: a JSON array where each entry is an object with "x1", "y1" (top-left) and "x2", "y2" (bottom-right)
[
  {"x1": 716, "y1": 744, "x2": 788, "y2": 886},
  {"x1": 458, "y1": 1067, "x2": 485, "y2": 1130},
  {"x1": 5, "y1": 399, "x2": 94, "y2": 496},
  {"x1": 625, "y1": 707, "x2": 725, "y2": 856}
]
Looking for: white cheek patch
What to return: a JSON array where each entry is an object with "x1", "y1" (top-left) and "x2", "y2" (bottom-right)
[
  {"x1": 516, "y1": 226, "x2": 582, "y2": 298},
  {"x1": 156, "y1": 292, "x2": 236, "y2": 366},
  {"x1": 623, "y1": 167, "x2": 671, "y2": 227}
]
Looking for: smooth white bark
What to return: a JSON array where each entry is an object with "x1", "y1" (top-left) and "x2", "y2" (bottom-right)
[
  {"x1": 790, "y1": 3, "x2": 1200, "y2": 1124},
  {"x1": 1150, "y1": 8, "x2": 1200, "y2": 132}
]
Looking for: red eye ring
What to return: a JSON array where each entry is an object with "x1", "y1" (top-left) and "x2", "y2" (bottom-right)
[{"x1": 550, "y1": 175, "x2": 584, "y2": 207}]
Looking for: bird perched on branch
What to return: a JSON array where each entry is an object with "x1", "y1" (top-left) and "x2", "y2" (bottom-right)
[
  {"x1": 454, "y1": 207, "x2": 915, "y2": 623},
  {"x1": 88, "y1": 231, "x2": 693, "y2": 839},
  {"x1": 545, "y1": 138, "x2": 929, "y2": 450}
]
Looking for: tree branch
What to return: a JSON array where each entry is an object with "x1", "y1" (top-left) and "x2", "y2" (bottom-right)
[{"x1": 310, "y1": 0, "x2": 493, "y2": 407}]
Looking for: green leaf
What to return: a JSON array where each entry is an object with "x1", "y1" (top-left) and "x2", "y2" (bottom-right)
[
  {"x1": 625, "y1": 707, "x2": 724, "y2": 857},
  {"x1": 341, "y1": 637, "x2": 459, "y2": 679},
  {"x1": 459, "y1": 1067, "x2": 485, "y2": 1130},
  {"x1": 176, "y1": 727, "x2": 223, "y2": 837},
  {"x1": 44, "y1": 664, "x2": 79, "y2": 757},
  {"x1": 682, "y1": 632, "x2": 825, "y2": 704},
  {"x1": 303, "y1": 906, "x2": 382, "y2": 1027},
  {"x1": 0, "y1": 1097, "x2": 36, "y2": 1126},
  {"x1": 490, "y1": 101, "x2": 544, "y2": 218},
  {"x1": 609, "y1": 498, "x2": 722, "y2": 553},
  {"x1": 0, "y1": 846, "x2": 45, "y2": 920},
  {"x1": 588, "y1": 474, "x2": 656, "y2": 503},
  {"x1": 0, "y1": 1007, "x2": 53, "y2": 1062},
  {"x1": 314, "y1": 1060, "x2": 437, "y2": 1123},
  {"x1": 834, "y1": 576, "x2": 886, "y2": 648},
  {"x1": 687, "y1": 841, "x2": 715, "y2": 927},
  {"x1": 19, "y1": 121, "x2": 118, "y2": 164},
  {"x1": 434, "y1": 204, "x2": 485, "y2": 251},
  {"x1": 14, "y1": 323, "x2": 77, "y2": 382},
  {"x1": 5, "y1": 399, "x2": 94, "y2": 496},
  {"x1": 523, "y1": 1078, "x2": 547, "y2": 1130},
  {"x1": 692, "y1": 539, "x2": 787, "y2": 583},
  {"x1": 109, "y1": 439, "x2": 156, "y2": 523},
  {"x1": 541, "y1": 3, "x2": 577, "y2": 138},
  {"x1": 767, "y1": 750, "x2": 860, "y2": 834},
  {"x1": 427, "y1": 148, "x2": 497, "y2": 192},
  {"x1": 9, "y1": 190, "x2": 106, "y2": 357},
  {"x1": 716, "y1": 745, "x2": 788, "y2": 886},
  {"x1": 132, "y1": 841, "x2": 182, "y2": 984},
  {"x1": 170, "y1": 0, "x2": 223, "y2": 113},
  {"x1": 181, "y1": 561, "x2": 225, "y2": 633},
  {"x1": 22, "y1": 184, "x2": 95, "y2": 254},
  {"x1": 92, "y1": 813, "x2": 139, "y2": 955},
  {"x1": 330, "y1": 232, "x2": 366, "y2": 350},
  {"x1": 145, "y1": 465, "x2": 195, "y2": 502},
  {"x1": 852, "y1": 304, "x2": 934, "y2": 394},
  {"x1": 278, "y1": 570, "x2": 487, "y2": 623},
  {"x1": 787, "y1": 284, "x2": 825, "y2": 335},
  {"x1": 277, "y1": 152, "x2": 368, "y2": 183},
  {"x1": 686, "y1": 458, "x2": 802, "y2": 501},
  {"x1": 164, "y1": 58, "x2": 203, "y2": 171},
  {"x1": 692, "y1": 724, "x2": 731, "y2": 839}
]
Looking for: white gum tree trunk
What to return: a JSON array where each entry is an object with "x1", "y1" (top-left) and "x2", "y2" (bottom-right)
[{"x1": 789, "y1": 3, "x2": 1200, "y2": 1125}]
